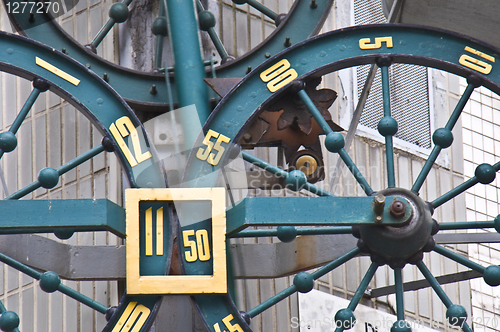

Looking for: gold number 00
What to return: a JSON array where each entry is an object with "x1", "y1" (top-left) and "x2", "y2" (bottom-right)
[
  {"x1": 109, "y1": 116, "x2": 152, "y2": 167},
  {"x1": 260, "y1": 59, "x2": 298, "y2": 93},
  {"x1": 196, "y1": 129, "x2": 231, "y2": 166},
  {"x1": 183, "y1": 229, "x2": 211, "y2": 262}
]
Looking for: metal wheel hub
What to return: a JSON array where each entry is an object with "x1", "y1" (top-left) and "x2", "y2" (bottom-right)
[{"x1": 358, "y1": 188, "x2": 433, "y2": 268}]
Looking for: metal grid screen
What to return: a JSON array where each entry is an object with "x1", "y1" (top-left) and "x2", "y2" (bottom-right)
[{"x1": 354, "y1": 0, "x2": 431, "y2": 149}]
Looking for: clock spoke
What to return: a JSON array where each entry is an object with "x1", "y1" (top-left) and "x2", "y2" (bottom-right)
[
  {"x1": 0, "y1": 300, "x2": 20, "y2": 332},
  {"x1": 377, "y1": 58, "x2": 396, "y2": 188},
  {"x1": 0, "y1": 251, "x2": 109, "y2": 314},
  {"x1": 412, "y1": 78, "x2": 479, "y2": 193},
  {"x1": 245, "y1": 247, "x2": 360, "y2": 318},
  {"x1": 242, "y1": 150, "x2": 333, "y2": 196},
  {"x1": 334, "y1": 262, "x2": 378, "y2": 332},
  {"x1": 416, "y1": 261, "x2": 473, "y2": 332},
  {"x1": 6, "y1": 141, "x2": 106, "y2": 200},
  {"x1": 297, "y1": 89, "x2": 373, "y2": 195},
  {"x1": 0, "y1": 79, "x2": 47, "y2": 160},
  {"x1": 431, "y1": 161, "x2": 499, "y2": 208}
]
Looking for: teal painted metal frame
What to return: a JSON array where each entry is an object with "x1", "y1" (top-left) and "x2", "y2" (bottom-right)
[
  {"x1": 180, "y1": 24, "x2": 500, "y2": 332},
  {"x1": 0, "y1": 199, "x2": 125, "y2": 237},
  {"x1": 4, "y1": 0, "x2": 334, "y2": 110}
]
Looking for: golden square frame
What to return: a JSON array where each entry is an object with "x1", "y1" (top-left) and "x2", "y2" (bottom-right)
[{"x1": 125, "y1": 187, "x2": 226, "y2": 295}]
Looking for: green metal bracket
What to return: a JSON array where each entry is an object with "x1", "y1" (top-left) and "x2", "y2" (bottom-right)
[
  {"x1": 0, "y1": 199, "x2": 125, "y2": 237},
  {"x1": 226, "y1": 196, "x2": 412, "y2": 235}
]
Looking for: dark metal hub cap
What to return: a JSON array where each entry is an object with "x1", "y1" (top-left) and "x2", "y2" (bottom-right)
[{"x1": 358, "y1": 188, "x2": 433, "y2": 268}]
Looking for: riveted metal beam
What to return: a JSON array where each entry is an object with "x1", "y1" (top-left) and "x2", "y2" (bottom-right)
[{"x1": 226, "y1": 196, "x2": 412, "y2": 235}]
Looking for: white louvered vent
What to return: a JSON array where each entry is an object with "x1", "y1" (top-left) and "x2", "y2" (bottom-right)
[{"x1": 354, "y1": 0, "x2": 431, "y2": 149}]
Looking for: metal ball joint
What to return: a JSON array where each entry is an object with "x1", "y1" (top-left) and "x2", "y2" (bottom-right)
[
  {"x1": 277, "y1": 226, "x2": 297, "y2": 242},
  {"x1": 293, "y1": 272, "x2": 314, "y2": 293},
  {"x1": 376, "y1": 56, "x2": 393, "y2": 67},
  {"x1": 198, "y1": 11, "x2": 216, "y2": 31},
  {"x1": 0, "y1": 311, "x2": 19, "y2": 332},
  {"x1": 101, "y1": 136, "x2": 115, "y2": 152},
  {"x1": 325, "y1": 132, "x2": 345, "y2": 153},
  {"x1": 152, "y1": 17, "x2": 168, "y2": 36},
  {"x1": 105, "y1": 306, "x2": 118, "y2": 322},
  {"x1": 0, "y1": 132, "x2": 17, "y2": 152},
  {"x1": 109, "y1": 3, "x2": 129, "y2": 23},
  {"x1": 239, "y1": 311, "x2": 251, "y2": 325},
  {"x1": 475, "y1": 163, "x2": 496, "y2": 184},
  {"x1": 466, "y1": 74, "x2": 482, "y2": 88},
  {"x1": 287, "y1": 80, "x2": 305, "y2": 94},
  {"x1": 483, "y1": 265, "x2": 500, "y2": 286},
  {"x1": 286, "y1": 170, "x2": 307, "y2": 191},
  {"x1": 274, "y1": 13, "x2": 287, "y2": 27},
  {"x1": 432, "y1": 128, "x2": 453, "y2": 148},
  {"x1": 38, "y1": 167, "x2": 59, "y2": 189},
  {"x1": 54, "y1": 229, "x2": 74, "y2": 240},
  {"x1": 39, "y1": 271, "x2": 61, "y2": 293},
  {"x1": 33, "y1": 78, "x2": 50, "y2": 92},
  {"x1": 445, "y1": 304, "x2": 467, "y2": 327},
  {"x1": 334, "y1": 308, "x2": 356, "y2": 329},
  {"x1": 494, "y1": 215, "x2": 500, "y2": 233},
  {"x1": 378, "y1": 116, "x2": 398, "y2": 136}
]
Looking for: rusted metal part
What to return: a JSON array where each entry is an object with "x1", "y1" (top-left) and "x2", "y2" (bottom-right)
[
  {"x1": 389, "y1": 199, "x2": 406, "y2": 218},
  {"x1": 238, "y1": 78, "x2": 342, "y2": 180}
]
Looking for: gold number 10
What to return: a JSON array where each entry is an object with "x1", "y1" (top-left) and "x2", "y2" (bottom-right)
[{"x1": 459, "y1": 46, "x2": 495, "y2": 75}]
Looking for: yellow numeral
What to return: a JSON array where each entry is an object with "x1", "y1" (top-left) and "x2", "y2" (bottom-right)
[
  {"x1": 111, "y1": 302, "x2": 150, "y2": 332},
  {"x1": 144, "y1": 207, "x2": 163, "y2": 256},
  {"x1": 459, "y1": 46, "x2": 495, "y2": 75},
  {"x1": 183, "y1": 229, "x2": 211, "y2": 263},
  {"x1": 260, "y1": 59, "x2": 298, "y2": 93},
  {"x1": 196, "y1": 129, "x2": 231, "y2": 166},
  {"x1": 109, "y1": 116, "x2": 152, "y2": 167},
  {"x1": 359, "y1": 36, "x2": 393, "y2": 50},
  {"x1": 213, "y1": 314, "x2": 244, "y2": 332}
]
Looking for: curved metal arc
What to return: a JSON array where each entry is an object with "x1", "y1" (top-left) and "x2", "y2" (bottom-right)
[
  {"x1": 0, "y1": 32, "x2": 168, "y2": 332},
  {"x1": 4, "y1": 0, "x2": 334, "y2": 109},
  {"x1": 180, "y1": 24, "x2": 500, "y2": 332},
  {"x1": 0, "y1": 31, "x2": 165, "y2": 188}
]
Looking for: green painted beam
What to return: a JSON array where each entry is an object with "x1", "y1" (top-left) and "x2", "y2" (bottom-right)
[
  {"x1": 0, "y1": 199, "x2": 125, "y2": 237},
  {"x1": 226, "y1": 196, "x2": 412, "y2": 235}
]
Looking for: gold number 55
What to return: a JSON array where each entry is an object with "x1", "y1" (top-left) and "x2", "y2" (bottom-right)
[{"x1": 196, "y1": 129, "x2": 231, "y2": 166}]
